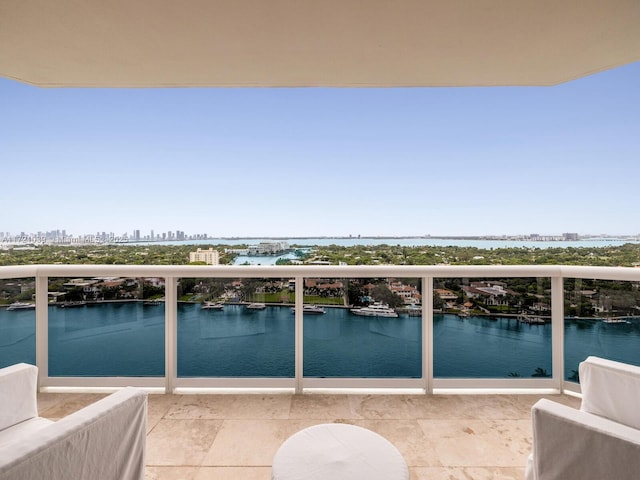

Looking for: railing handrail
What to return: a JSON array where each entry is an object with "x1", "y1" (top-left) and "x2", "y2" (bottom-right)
[
  {"x1": 2, "y1": 263, "x2": 639, "y2": 394},
  {"x1": 2, "y1": 263, "x2": 639, "y2": 281}
]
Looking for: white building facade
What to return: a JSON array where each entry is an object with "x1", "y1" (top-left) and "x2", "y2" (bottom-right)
[{"x1": 189, "y1": 248, "x2": 219, "y2": 265}]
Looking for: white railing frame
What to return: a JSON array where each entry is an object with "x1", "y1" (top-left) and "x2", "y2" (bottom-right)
[{"x1": 2, "y1": 264, "x2": 640, "y2": 393}]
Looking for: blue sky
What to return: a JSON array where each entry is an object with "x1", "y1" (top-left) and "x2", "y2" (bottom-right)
[{"x1": 1, "y1": 62, "x2": 639, "y2": 238}]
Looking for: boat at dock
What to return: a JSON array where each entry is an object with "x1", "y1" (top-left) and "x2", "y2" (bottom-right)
[
  {"x1": 406, "y1": 305, "x2": 422, "y2": 315},
  {"x1": 350, "y1": 302, "x2": 398, "y2": 318},
  {"x1": 143, "y1": 299, "x2": 164, "y2": 306},
  {"x1": 601, "y1": 318, "x2": 631, "y2": 324},
  {"x1": 6, "y1": 302, "x2": 36, "y2": 311},
  {"x1": 290, "y1": 305, "x2": 326, "y2": 315},
  {"x1": 58, "y1": 301, "x2": 87, "y2": 308},
  {"x1": 517, "y1": 314, "x2": 546, "y2": 325},
  {"x1": 246, "y1": 303, "x2": 266, "y2": 310},
  {"x1": 202, "y1": 301, "x2": 224, "y2": 310}
]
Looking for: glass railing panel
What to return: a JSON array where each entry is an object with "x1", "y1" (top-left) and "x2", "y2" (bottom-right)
[
  {"x1": 177, "y1": 277, "x2": 294, "y2": 377},
  {"x1": 433, "y1": 277, "x2": 552, "y2": 378},
  {"x1": 48, "y1": 277, "x2": 165, "y2": 376},
  {"x1": 303, "y1": 277, "x2": 422, "y2": 378},
  {"x1": 0, "y1": 277, "x2": 36, "y2": 368},
  {"x1": 564, "y1": 278, "x2": 640, "y2": 381}
]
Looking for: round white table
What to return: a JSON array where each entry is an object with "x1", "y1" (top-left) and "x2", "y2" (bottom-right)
[{"x1": 272, "y1": 423, "x2": 409, "y2": 480}]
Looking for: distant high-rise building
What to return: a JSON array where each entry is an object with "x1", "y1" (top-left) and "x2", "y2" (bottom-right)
[
  {"x1": 189, "y1": 248, "x2": 219, "y2": 265},
  {"x1": 563, "y1": 232, "x2": 579, "y2": 241}
]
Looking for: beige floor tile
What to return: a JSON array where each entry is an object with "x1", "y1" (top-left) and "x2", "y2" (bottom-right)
[
  {"x1": 280, "y1": 418, "x2": 342, "y2": 440},
  {"x1": 413, "y1": 394, "x2": 483, "y2": 420},
  {"x1": 289, "y1": 394, "x2": 352, "y2": 419},
  {"x1": 194, "y1": 467, "x2": 272, "y2": 480},
  {"x1": 348, "y1": 394, "x2": 419, "y2": 419},
  {"x1": 224, "y1": 394, "x2": 292, "y2": 419},
  {"x1": 146, "y1": 419, "x2": 223, "y2": 466},
  {"x1": 511, "y1": 393, "x2": 581, "y2": 415},
  {"x1": 147, "y1": 393, "x2": 180, "y2": 432},
  {"x1": 349, "y1": 419, "x2": 441, "y2": 467},
  {"x1": 148, "y1": 393, "x2": 181, "y2": 417},
  {"x1": 417, "y1": 419, "x2": 532, "y2": 467},
  {"x1": 165, "y1": 395, "x2": 236, "y2": 420},
  {"x1": 450, "y1": 395, "x2": 524, "y2": 420},
  {"x1": 411, "y1": 467, "x2": 526, "y2": 480},
  {"x1": 145, "y1": 466, "x2": 199, "y2": 480},
  {"x1": 37, "y1": 392, "x2": 67, "y2": 414},
  {"x1": 38, "y1": 393, "x2": 108, "y2": 419},
  {"x1": 202, "y1": 419, "x2": 289, "y2": 466},
  {"x1": 165, "y1": 394, "x2": 291, "y2": 420}
]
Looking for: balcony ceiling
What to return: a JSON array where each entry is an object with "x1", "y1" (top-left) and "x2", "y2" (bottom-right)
[{"x1": 1, "y1": 0, "x2": 639, "y2": 88}]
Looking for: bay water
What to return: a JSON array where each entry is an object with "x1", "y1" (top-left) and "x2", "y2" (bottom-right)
[{"x1": 1, "y1": 303, "x2": 638, "y2": 380}]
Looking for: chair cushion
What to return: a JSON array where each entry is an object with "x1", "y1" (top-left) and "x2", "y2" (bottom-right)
[
  {"x1": 0, "y1": 364, "x2": 38, "y2": 432},
  {"x1": 531, "y1": 399, "x2": 640, "y2": 480},
  {"x1": 580, "y1": 356, "x2": 640, "y2": 429},
  {"x1": 0, "y1": 417, "x2": 53, "y2": 448}
]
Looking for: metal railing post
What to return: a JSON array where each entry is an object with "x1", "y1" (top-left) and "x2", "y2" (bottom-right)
[
  {"x1": 551, "y1": 275, "x2": 565, "y2": 392},
  {"x1": 424, "y1": 276, "x2": 433, "y2": 394},
  {"x1": 35, "y1": 274, "x2": 48, "y2": 386},
  {"x1": 295, "y1": 276, "x2": 304, "y2": 394},
  {"x1": 165, "y1": 276, "x2": 177, "y2": 393}
]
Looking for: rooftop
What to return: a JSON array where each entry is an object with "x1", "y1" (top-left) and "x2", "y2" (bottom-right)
[{"x1": 38, "y1": 391, "x2": 581, "y2": 480}]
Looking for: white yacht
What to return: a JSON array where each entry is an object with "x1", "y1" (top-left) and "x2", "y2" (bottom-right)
[
  {"x1": 201, "y1": 301, "x2": 224, "y2": 310},
  {"x1": 246, "y1": 303, "x2": 266, "y2": 310},
  {"x1": 6, "y1": 302, "x2": 36, "y2": 311},
  {"x1": 290, "y1": 305, "x2": 326, "y2": 315},
  {"x1": 350, "y1": 302, "x2": 398, "y2": 318}
]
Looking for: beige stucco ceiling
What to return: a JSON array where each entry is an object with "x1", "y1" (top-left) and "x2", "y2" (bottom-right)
[{"x1": 1, "y1": 0, "x2": 639, "y2": 88}]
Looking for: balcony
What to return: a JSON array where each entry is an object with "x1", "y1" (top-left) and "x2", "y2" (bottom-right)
[{"x1": 37, "y1": 389, "x2": 581, "y2": 479}]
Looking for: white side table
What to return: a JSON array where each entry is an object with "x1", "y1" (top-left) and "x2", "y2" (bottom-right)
[{"x1": 272, "y1": 423, "x2": 409, "y2": 480}]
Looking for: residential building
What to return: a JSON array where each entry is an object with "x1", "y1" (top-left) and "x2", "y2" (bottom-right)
[
  {"x1": 189, "y1": 248, "x2": 220, "y2": 265},
  {"x1": 389, "y1": 281, "x2": 421, "y2": 304},
  {"x1": 247, "y1": 241, "x2": 289, "y2": 256},
  {"x1": 462, "y1": 281, "x2": 510, "y2": 306},
  {"x1": 436, "y1": 289, "x2": 458, "y2": 300}
]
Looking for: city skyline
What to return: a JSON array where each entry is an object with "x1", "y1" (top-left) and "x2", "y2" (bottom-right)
[
  {"x1": 1, "y1": 228, "x2": 637, "y2": 246},
  {"x1": 1, "y1": 61, "x2": 639, "y2": 237}
]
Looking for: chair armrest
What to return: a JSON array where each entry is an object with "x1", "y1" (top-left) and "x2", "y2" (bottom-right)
[
  {"x1": 579, "y1": 356, "x2": 640, "y2": 429},
  {"x1": 0, "y1": 363, "x2": 38, "y2": 431},
  {"x1": 0, "y1": 387, "x2": 147, "y2": 480},
  {"x1": 530, "y1": 399, "x2": 640, "y2": 480}
]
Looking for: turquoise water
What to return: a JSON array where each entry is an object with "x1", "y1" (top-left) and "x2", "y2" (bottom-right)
[{"x1": 1, "y1": 303, "x2": 639, "y2": 380}]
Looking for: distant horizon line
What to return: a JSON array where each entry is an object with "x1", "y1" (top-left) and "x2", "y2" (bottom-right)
[{"x1": 3, "y1": 232, "x2": 640, "y2": 243}]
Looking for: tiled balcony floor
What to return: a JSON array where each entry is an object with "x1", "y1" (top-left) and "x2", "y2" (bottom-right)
[{"x1": 37, "y1": 391, "x2": 581, "y2": 480}]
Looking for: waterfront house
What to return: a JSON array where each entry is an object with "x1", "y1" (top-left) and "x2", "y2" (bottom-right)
[
  {"x1": 389, "y1": 281, "x2": 422, "y2": 305},
  {"x1": 435, "y1": 288, "x2": 458, "y2": 301},
  {"x1": 2, "y1": 1, "x2": 640, "y2": 479},
  {"x1": 462, "y1": 282, "x2": 510, "y2": 306}
]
